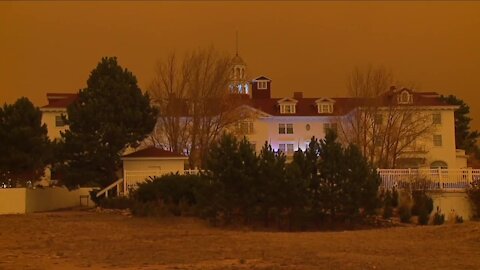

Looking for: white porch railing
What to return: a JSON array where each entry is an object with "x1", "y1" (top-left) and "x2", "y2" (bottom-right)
[
  {"x1": 378, "y1": 168, "x2": 480, "y2": 191},
  {"x1": 96, "y1": 178, "x2": 124, "y2": 198}
]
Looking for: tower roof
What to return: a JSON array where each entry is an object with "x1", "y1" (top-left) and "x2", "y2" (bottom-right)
[{"x1": 232, "y1": 54, "x2": 246, "y2": 65}]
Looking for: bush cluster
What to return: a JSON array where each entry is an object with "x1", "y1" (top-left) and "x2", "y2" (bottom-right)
[
  {"x1": 190, "y1": 132, "x2": 380, "y2": 229},
  {"x1": 100, "y1": 132, "x2": 381, "y2": 230}
]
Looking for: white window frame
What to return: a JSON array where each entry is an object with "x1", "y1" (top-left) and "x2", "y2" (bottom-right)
[
  {"x1": 318, "y1": 103, "x2": 333, "y2": 114},
  {"x1": 433, "y1": 134, "x2": 442, "y2": 147},
  {"x1": 432, "y1": 113, "x2": 442, "y2": 125},
  {"x1": 55, "y1": 115, "x2": 66, "y2": 127},
  {"x1": 280, "y1": 104, "x2": 296, "y2": 114},
  {"x1": 397, "y1": 91, "x2": 413, "y2": 104},
  {"x1": 258, "y1": 81, "x2": 267, "y2": 89},
  {"x1": 374, "y1": 114, "x2": 383, "y2": 125},
  {"x1": 237, "y1": 121, "x2": 254, "y2": 134},
  {"x1": 279, "y1": 123, "x2": 293, "y2": 134},
  {"x1": 286, "y1": 123, "x2": 294, "y2": 134},
  {"x1": 278, "y1": 144, "x2": 286, "y2": 153},
  {"x1": 323, "y1": 122, "x2": 337, "y2": 133},
  {"x1": 286, "y1": 143, "x2": 294, "y2": 154}
]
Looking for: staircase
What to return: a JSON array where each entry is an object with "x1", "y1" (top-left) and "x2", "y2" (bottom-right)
[{"x1": 96, "y1": 178, "x2": 124, "y2": 198}]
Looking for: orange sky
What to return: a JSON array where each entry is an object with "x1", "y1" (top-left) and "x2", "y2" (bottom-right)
[{"x1": 1, "y1": 1, "x2": 479, "y2": 130}]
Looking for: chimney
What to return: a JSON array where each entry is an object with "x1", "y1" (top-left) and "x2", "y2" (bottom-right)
[{"x1": 293, "y1": 92, "x2": 303, "y2": 99}]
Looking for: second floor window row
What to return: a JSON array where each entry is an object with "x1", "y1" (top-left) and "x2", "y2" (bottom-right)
[{"x1": 279, "y1": 123, "x2": 294, "y2": 134}]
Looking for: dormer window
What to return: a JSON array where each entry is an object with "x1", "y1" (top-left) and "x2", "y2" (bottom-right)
[
  {"x1": 315, "y1": 98, "x2": 335, "y2": 114},
  {"x1": 320, "y1": 104, "x2": 333, "y2": 113},
  {"x1": 280, "y1": 104, "x2": 296, "y2": 114},
  {"x1": 258, "y1": 81, "x2": 268, "y2": 89},
  {"x1": 397, "y1": 90, "x2": 413, "y2": 104},
  {"x1": 278, "y1": 97, "x2": 298, "y2": 114}
]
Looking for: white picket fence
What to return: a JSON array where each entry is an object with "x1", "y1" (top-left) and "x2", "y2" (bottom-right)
[{"x1": 378, "y1": 168, "x2": 480, "y2": 191}]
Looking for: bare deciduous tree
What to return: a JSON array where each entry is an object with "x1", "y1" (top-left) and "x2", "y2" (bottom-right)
[
  {"x1": 149, "y1": 47, "x2": 247, "y2": 168},
  {"x1": 338, "y1": 66, "x2": 435, "y2": 168}
]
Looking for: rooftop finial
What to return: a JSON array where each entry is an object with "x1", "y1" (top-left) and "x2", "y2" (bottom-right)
[{"x1": 236, "y1": 31, "x2": 239, "y2": 56}]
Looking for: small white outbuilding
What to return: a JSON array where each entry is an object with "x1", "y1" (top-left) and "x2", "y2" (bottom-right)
[{"x1": 121, "y1": 147, "x2": 188, "y2": 191}]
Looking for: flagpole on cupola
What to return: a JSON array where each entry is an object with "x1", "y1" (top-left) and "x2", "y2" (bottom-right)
[{"x1": 236, "y1": 30, "x2": 239, "y2": 56}]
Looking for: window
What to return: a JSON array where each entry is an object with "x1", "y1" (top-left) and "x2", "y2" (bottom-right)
[
  {"x1": 258, "y1": 81, "x2": 267, "y2": 89},
  {"x1": 55, "y1": 115, "x2": 66, "y2": 127},
  {"x1": 236, "y1": 121, "x2": 254, "y2": 134},
  {"x1": 433, "y1": 134, "x2": 442, "y2": 147},
  {"x1": 433, "y1": 113, "x2": 442, "y2": 125},
  {"x1": 280, "y1": 104, "x2": 296, "y2": 114},
  {"x1": 318, "y1": 103, "x2": 333, "y2": 114},
  {"x1": 286, "y1": 143, "x2": 294, "y2": 154},
  {"x1": 279, "y1": 143, "x2": 294, "y2": 154},
  {"x1": 430, "y1": 160, "x2": 448, "y2": 169},
  {"x1": 374, "y1": 114, "x2": 383, "y2": 125},
  {"x1": 323, "y1": 123, "x2": 337, "y2": 133},
  {"x1": 279, "y1": 123, "x2": 293, "y2": 134},
  {"x1": 286, "y1": 124, "x2": 293, "y2": 134},
  {"x1": 374, "y1": 135, "x2": 383, "y2": 147},
  {"x1": 397, "y1": 91, "x2": 413, "y2": 104}
]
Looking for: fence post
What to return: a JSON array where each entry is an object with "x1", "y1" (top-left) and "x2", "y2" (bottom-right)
[
  {"x1": 438, "y1": 168, "x2": 443, "y2": 190},
  {"x1": 468, "y1": 168, "x2": 473, "y2": 186}
]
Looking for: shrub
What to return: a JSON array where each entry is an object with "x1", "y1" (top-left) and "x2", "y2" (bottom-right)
[
  {"x1": 382, "y1": 190, "x2": 393, "y2": 219},
  {"x1": 399, "y1": 205, "x2": 412, "y2": 223},
  {"x1": 131, "y1": 173, "x2": 205, "y2": 216},
  {"x1": 130, "y1": 201, "x2": 171, "y2": 217},
  {"x1": 467, "y1": 179, "x2": 480, "y2": 218},
  {"x1": 97, "y1": 196, "x2": 133, "y2": 209},
  {"x1": 133, "y1": 173, "x2": 204, "y2": 204},
  {"x1": 433, "y1": 209, "x2": 445, "y2": 225},
  {"x1": 417, "y1": 207, "x2": 430, "y2": 225},
  {"x1": 455, "y1": 215, "x2": 464, "y2": 224},
  {"x1": 411, "y1": 191, "x2": 434, "y2": 216},
  {"x1": 411, "y1": 191, "x2": 433, "y2": 225},
  {"x1": 391, "y1": 187, "x2": 399, "y2": 208}
]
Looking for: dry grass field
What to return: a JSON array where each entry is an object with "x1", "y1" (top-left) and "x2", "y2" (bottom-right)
[{"x1": 0, "y1": 210, "x2": 479, "y2": 270}]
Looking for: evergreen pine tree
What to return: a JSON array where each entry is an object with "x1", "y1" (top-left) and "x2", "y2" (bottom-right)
[
  {"x1": 0, "y1": 97, "x2": 51, "y2": 185},
  {"x1": 58, "y1": 57, "x2": 157, "y2": 188}
]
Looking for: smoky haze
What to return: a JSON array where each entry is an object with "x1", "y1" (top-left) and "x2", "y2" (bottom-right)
[{"x1": 1, "y1": 1, "x2": 479, "y2": 129}]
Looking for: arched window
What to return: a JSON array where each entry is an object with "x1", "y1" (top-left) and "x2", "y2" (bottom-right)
[
  {"x1": 397, "y1": 90, "x2": 413, "y2": 104},
  {"x1": 430, "y1": 160, "x2": 448, "y2": 169}
]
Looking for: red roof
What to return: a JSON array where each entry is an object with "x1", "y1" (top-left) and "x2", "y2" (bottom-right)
[
  {"x1": 41, "y1": 93, "x2": 79, "y2": 109},
  {"x1": 122, "y1": 147, "x2": 187, "y2": 159},
  {"x1": 242, "y1": 91, "x2": 449, "y2": 116}
]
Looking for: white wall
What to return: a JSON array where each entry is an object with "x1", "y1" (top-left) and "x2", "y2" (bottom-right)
[
  {"x1": 430, "y1": 192, "x2": 473, "y2": 221},
  {"x1": 123, "y1": 159, "x2": 185, "y2": 172},
  {"x1": 0, "y1": 188, "x2": 26, "y2": 214},
  {"x1": 25, "y1": 187, "x2": 94, "y2": 212},
  {"x1": 123, "y1": 158, "x2": 187, "y2": 188},
  {"x1": 41, "y1": 109, "x2": 68, "y2": 140},
  {"x1": 423, "y1": 109, "x2": 457, "y2": 168},
  {"x1": 246, "y1": 108, "x2": 461, "y2": 168},
  {"x1": 247, "y1": 116, "x2": 331, "y2": 154},
  {"x1": 0, "y1": 187, "x2": 95, "y2": 215}
]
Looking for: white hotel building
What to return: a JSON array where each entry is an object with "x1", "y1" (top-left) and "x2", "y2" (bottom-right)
[{"x1": 41, "y1": 55, "x2": 467, "y2": 170}]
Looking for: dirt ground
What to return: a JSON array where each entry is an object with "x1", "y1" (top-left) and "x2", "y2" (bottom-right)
[{"x1": 0, "y1": 210, "x2": 479, "y2": 270}]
